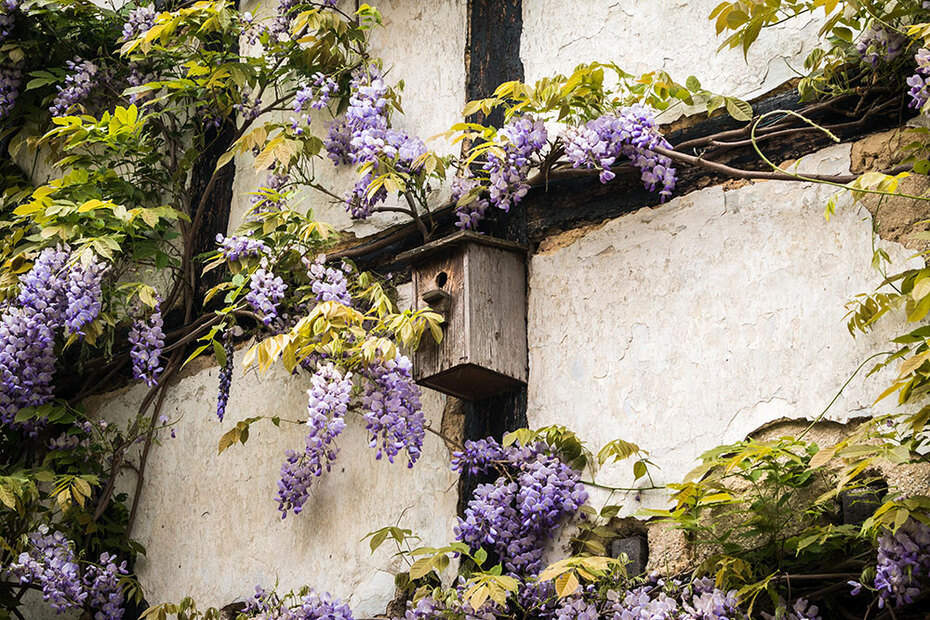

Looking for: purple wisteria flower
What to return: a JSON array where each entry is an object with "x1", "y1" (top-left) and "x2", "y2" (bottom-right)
[
  {"x1": 83, "y1": 552, "x2": 129, "y2": 620},
  {"x1": 324, "y1": 67, "x2": 426, "y2": 218},
  {"x1": 7, "y1": 526, "x2": 86, "y2": 612},
  {"x1": 50, "y1": 58, "x2": 99, "y2": 117},
  {"x1": 215, "y1": 333, "x2": 234, "y2": 421},
  {"x1": 554, "y1": 594, "x2": 599, "y2": 620},
  {"x1": 683, "y1": 577, "x2": 743, "y2": 619},
  {"x1": 0, "y1": 64, "x2": 22, "y2": 119},
  {"x1": 246, "y1": 584, "x2": 353, "y2": 619},
  {"x1": 449, "y1": 437, "x2": 507, "y2": 476},
  {"x1": 7, "y1": 526, "x2": 127, "y2": 618},
  {"x1": 484, "y1": 116, "x2": 548, "y2": 212},
  {"x1": 276, "y1": 364, "x2": 352, "y2": 518},
  {"x1": 360, "y1": 353, "x2": 425, "y2": 467},
  {"x1": 907, "y1": 48, "x2": 930, "y2": 111},
  {"x1": 563, "y1": 104, "x2": 677, "y2": 200},
  {"x1": 216, "y1": 233, "x2": 269, "y2": 261},
  {"x1": 307, "y1": 255, "x2": 351, "y2": 305},
  {"x1": 0, "y1": 246, "x2": 70, "y2": 426},
  {"x1": 293, "y1": 72, "x2": 338, "y2": 126},
  {"x1": 128, "y1": 303, "x2": 165, "y2": 387},
  {"x1": 0, "y1": 0, "x2": 17, "y2": 43},
  {"x1": 452, "y1": 436, "x2": 587, "y2": 575},
  {"x1": 64, "y1": 257, "x2": 107, "y2": 336},
  {"x1": 856, "y1": 24, "x2": 905, "y2": 68},
  {"x1": 246, "y1": 262, "x2": 287, "y2": 324},
  {"x1": 121, "y1": 4, "x2": 156, "y2": 41},
  {"x1": 451, "y1": 174, "x2": 489, "y2": 230},
  {"x1": 608, "y1": 584, "x2": 680, "y2": 619},
  {"x1": 857, "y1": 518, "x2": 930, "y2": 608}
]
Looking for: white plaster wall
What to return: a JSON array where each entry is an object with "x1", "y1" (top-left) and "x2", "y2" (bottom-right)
[
  {"x1": 527, "y1": 143, "x2": 925, "y2": 514},
  {"x1": 229, "y1": 0, "x2": 466, "y2": 235},
  {"x1": 522, "y1": 0, "x2": 823, "y2": 113},
  {"x1": 96, "y1": 290, "x2": 458, "y2": 615}
]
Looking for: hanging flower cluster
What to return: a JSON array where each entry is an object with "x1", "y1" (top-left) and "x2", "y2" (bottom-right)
[
  {"x1": 0, "y1": 247, "x2": 114, "y2": 428},
  {"x1": 452, "y1": 106, "x2": 677, "y2": 230},
  {"x1": 128, "y1": 303, "x2": 165, "y2": 388},
  {"x1": 6, "y1": 526, "x2": 129, "y2": 619},
  {"x1": 325, "y1": 67, "x2": 426, "y2": 218},
  {"x1": 276, "y1": 363, "x2": 352, "y2": 517},
  {"x1": 49, "y1": 57, "x2": 99, "y2": 116},
  {"x1": 563, "y1": 104, "x2": 676, "y2": 199},
  {"x1": 907, "y1": 48, "x2": 930, "y2": 110},
  {"x1": 451, "y1": 437, "x2": 588, "y2": 575},
  {"x1": 850, "y1": 518, "x2": 930, "y2": 609},
  {"x1": 275, "y1": 352, "x2": 425, "y2": 519}
]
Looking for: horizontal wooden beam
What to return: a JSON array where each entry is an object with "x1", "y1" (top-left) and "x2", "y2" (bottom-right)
[{"x1": 333, "y1": 88, "x2": 907, "y2": 273}]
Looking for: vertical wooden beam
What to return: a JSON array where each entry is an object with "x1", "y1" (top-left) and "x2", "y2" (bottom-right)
[
  {"x1": 186, "y1": 0, "x2": 240, "y2": 313},
  {"x1": 458, "y1": 0, "x2": 529, "y2": 517},
  {"x1": 466, "y1": 0, "x2": 524, "y2": 130}
]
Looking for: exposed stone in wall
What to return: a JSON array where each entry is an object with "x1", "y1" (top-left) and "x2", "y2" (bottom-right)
[
  {"x1": 850, "y1": 128, "x2": 930, "y2": 251},
  {"x1": 526, "y1": 142, "x2": 925, "y2": 520},
  {"x1": 750, "y1": 418, "x2": 930, "y2": 501},
  {"x1": 646, "y1": 522, "x2": 692, "y2": 575},
  {"x1": 439, "y1": 396, "x2": 466, "y2": 456}
]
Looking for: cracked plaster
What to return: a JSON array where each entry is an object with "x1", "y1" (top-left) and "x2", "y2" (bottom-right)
[
  {"x1": 521, "y1": 0, "x2": 823, "y2": 117},
  {"x1": 526, "y1": 142, "x2": 926, "y2": 516}
]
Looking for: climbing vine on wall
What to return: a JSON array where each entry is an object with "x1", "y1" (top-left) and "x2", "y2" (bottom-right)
[{"x1": 2, "y1": 0, "x2": 930, "y2": 618}]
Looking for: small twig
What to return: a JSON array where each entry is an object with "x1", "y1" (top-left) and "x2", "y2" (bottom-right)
[
  {"x1": 654, "y1": 145, "x2": 863, "y2": 184},
  {"x1": 161, "y1": 313, "x2": 226, "y2": 354},
  {"x1": 580, "y1": 479, "x2": 664, "y2": 493},
  {"x1": 423, "y1": 424, "x2": 463, "y2": 451},
  {"x1": 798, "y1": 350, "x2": 892, "y2": 440},
  {"x1": 776, "y1": 572, "x2": 859, "y2": 581},
  {"x1": 403, "y1": 191, "x2": 430, "y2": 242},
  {"x1": 126, "y1": 352, "x2": 183, "y2": 538}
]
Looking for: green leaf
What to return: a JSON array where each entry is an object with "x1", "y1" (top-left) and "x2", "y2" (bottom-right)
[
  {"x1": 725, "y1": 97, "x2": 753, "y2": 122},
  {"x1": 213, "y1": 339, "x2": 227, "y2": 367},
  {"x1": 0, "y1": 485, "x2": 17, "y2": 510},
  {"x1": 409, "y1": 556, "x2": 434, "y2": 579},
  {"x1": 183, "y1": 344, "x2": 210, "y2": 369},
  {"x1": 368, "y1": 529, "x2": 389, "y2": 553},
  {"x1": 215, "y1": 149, "x2": 236, "y2": 172},
  {"x1": 217, "y1": 427, "x2": 239, "y2": 455},
  {"x1": 832, "y1": 25, "x2": 852, "y2": 42},
  {"x1": 473, "y1": 547, "x2": 488, "y2": 566}
]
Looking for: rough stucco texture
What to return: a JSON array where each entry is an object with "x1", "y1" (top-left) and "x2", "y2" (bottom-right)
[
  {"x1": 230, "y1": 0, "x2": 466, "y2": 236},
  {"x1": 97, "y1": 285, "x2": 458, "y2": 615},
  {"x1": 522, "y1": 0, "x2": 822, "y2": 105},
  {"x1": 526, "y1": 143, "x2": 925, "y2": 514}
]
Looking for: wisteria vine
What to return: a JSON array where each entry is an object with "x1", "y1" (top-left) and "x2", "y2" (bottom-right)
[{"x1": 4, "y1": 0, "x2": 930, "y2": 619}]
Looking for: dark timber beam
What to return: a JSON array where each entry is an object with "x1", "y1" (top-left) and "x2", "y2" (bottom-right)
[
  {"x1": 458, "y1": 0, "x2": 529, "y2": 519},
  {"x1": 334, "y1": 89, "x2": 906, "y2": 274}
]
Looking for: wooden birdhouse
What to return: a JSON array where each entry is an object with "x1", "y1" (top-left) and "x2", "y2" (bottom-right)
[{"x1": 397, "y1": 231, "x2": 528, "y2": 401}]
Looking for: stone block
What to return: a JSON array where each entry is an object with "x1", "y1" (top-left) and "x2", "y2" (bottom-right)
[{"x1": 611, "y1": 535, "x2": 649, "y2": 576}]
